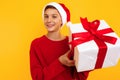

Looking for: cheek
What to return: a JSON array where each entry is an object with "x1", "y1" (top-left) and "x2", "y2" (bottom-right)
[
  {"x1": 43, "y1": 20, "x2": 47, "y2": 25},
  {"x1": 56, "y1": 19, "x2": 62, "y2": 25}
]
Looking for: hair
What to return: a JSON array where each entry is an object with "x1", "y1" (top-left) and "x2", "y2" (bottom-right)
[{"x1": 44, "y1": 5, "x2": 57, "y2": 12}]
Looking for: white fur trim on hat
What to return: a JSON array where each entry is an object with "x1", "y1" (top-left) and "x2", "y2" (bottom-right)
[{"x1": 66, "y1": 21, "x2": 72, "y2": 27}]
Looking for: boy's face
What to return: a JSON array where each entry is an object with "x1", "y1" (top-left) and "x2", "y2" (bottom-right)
[{"x1": 44, "y1": 8, "x2": 62, "y2": 32}]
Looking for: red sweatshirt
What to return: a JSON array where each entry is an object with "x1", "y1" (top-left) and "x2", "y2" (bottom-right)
[{"x1": 30, "y1": 35, "x2": 90, "y2": 80}]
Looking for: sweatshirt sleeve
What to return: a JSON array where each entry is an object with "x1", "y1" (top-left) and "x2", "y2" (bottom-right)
[
  {"x1": 78, "y1": 71, "x2": 91, "y2": 80},
  {"x1": 30, "y1": 41, "x2": 67, "y2": 80}
]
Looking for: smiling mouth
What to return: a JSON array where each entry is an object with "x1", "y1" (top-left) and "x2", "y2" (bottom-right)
[{"x1": 46, "y1": 24, "x2": 55, "y2": 28}]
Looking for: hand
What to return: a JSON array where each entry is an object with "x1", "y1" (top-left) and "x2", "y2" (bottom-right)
[{"x1": 59, "y1": 50, "x2": 75, "y2": 67}]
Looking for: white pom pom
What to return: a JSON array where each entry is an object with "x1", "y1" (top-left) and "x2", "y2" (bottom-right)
[{"x1": 66, "y1": 21, "x2": 72, "y2": 27}]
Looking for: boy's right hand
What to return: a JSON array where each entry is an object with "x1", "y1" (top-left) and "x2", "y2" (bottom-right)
[{"x1": 59, "y1": 50, "x2": 75, "y2": 67}]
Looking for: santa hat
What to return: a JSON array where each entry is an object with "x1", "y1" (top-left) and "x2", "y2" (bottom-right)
[{"x1": 42, "y1": 2, "x2": 71, "y2": 27}]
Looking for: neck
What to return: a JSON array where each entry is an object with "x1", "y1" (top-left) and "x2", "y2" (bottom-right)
[{"x1": 46, "y1": 31, "x2": 65, "y2": 41}]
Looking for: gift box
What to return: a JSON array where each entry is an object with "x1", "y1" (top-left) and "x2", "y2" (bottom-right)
[{"x1": 68, "y1": 18, "x2": 120, "y2": 72}]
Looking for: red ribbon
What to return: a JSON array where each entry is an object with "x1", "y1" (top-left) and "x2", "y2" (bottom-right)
[{"x1": 70, "y1": 17, "x2": 117, "y2": 69}]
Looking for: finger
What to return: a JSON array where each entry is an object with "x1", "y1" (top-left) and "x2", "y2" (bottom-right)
[
  {"x1": 65, "y1": 50, "x2": 71, "y2": 56},
  {"x1": 68, "y1": 63, "x2": 74, "y2": 66},
  {"x1": 67, "y1": 61, "x2": 75, "y2": 67},
  {"x1": 67, "y1": 59, "x2": 75, "y2": 64},
  {"x1": 66, "y1": 58, "x2": 75, "y2": 66}
]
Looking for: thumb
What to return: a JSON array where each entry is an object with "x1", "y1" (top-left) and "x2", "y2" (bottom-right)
[{"x1": 65, "y1": 50, "x2": 71, "y2": 56}]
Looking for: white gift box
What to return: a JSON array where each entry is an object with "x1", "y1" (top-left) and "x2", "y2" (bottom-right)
[{"x1": 68, "y1": 19, "x2": 120, "y2": 72}]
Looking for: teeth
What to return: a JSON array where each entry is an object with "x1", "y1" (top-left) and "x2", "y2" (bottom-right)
[
  {"x1": 47, "y1": 25, "x2": 53, "y2": 28},
  {"x1": 47, "y1": 24, "x2": 54, "y2": 27}
]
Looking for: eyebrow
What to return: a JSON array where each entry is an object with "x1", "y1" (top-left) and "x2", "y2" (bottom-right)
[{"x1": 44, "y1": 14, "x2": 58, "y2": 16}]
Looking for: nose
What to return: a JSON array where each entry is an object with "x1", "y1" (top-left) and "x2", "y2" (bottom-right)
[{"x1": 47, "y1": 17, "x2": 52, "y2": 22}]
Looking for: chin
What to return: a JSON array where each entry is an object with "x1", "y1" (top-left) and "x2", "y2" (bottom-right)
[{"x1": 47, "y1": 28, "x2": 55, "y2": 32}]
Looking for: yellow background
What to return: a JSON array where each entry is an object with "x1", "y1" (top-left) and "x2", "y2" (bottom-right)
[{"x1": 0, "y1": 0, "x2": 120, "y2": 80}]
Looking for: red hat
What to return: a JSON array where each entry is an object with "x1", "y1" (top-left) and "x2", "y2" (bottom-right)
[{"x1": 43, "y1": 2, "x2": 70, "y2": 27}]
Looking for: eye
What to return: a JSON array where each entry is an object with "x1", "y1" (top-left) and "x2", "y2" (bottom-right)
[
  {"x1": 52, "y1": 15, "x2": 57, "y2": 18},
  {"x1": 44, "y1": 15, "x2": 48, "y2": 19}
]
